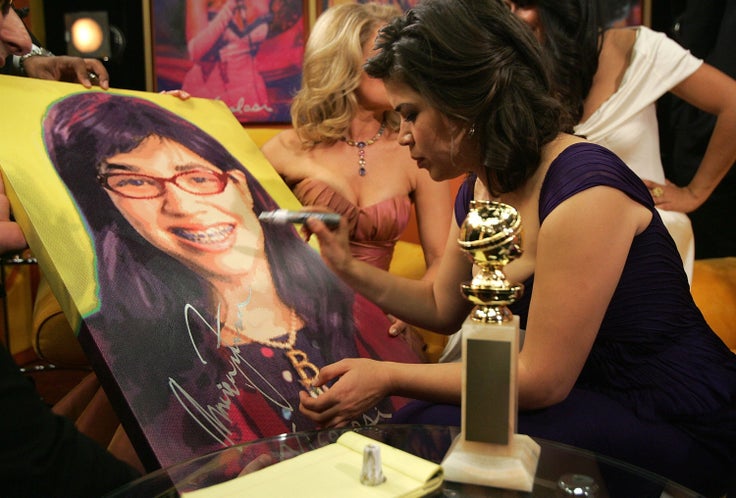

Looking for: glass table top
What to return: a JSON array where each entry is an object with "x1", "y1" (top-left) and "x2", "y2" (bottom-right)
[{"x1": 106, "y1": 424, "x2": 700, "y2": 497}]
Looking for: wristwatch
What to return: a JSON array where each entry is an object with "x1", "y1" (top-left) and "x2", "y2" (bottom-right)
[{"x1": 17, "y1": 44, "x2": 54, "y2": 75}]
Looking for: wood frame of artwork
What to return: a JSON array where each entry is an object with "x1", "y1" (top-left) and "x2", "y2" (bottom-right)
[{"x1": 319, "y1": 0, "x2": 419, "y2": 15}]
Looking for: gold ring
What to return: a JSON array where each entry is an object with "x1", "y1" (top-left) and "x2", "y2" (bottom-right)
[{"x1": 651, "y1": 187, "x2": 664, "y2": 198}]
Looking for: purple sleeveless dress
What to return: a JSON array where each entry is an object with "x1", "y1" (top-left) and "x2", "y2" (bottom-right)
[{"x1": 393, "y1": 143, "x2": 736, "y2": 497}]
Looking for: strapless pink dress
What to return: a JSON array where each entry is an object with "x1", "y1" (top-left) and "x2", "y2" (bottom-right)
[{"x1": 293, "y1": 178, "x2": 411, "y2": 270}]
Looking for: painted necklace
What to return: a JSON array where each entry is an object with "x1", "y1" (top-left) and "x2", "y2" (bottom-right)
[
  {"x1": 341, "y1": 121, "x2": 387, "y2": 176},
  {"x1": 230, "y1": 307, "x2": 323, "y2": 397}
]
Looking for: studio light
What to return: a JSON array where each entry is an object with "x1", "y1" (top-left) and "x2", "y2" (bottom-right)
[
  {"x1": 46, "y1": 1, "x2": 143, "y2": 90},
  {"x1": 71, "y1": 18, "x2": 104, "y2": 53},
  {"x1": 64, "y1": 11, "x2": 112, "y2": 60}
]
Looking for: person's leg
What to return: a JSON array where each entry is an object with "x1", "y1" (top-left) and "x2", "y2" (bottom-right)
[
  {"x1": 392, "y1": 391, "x2": 729, "y2": 496},
  {"x1": 519, "y1": 388, "x2": 728, "y2": 497},
  {"x1": 390, "y1": 400, "x2": 460, "y2": 426}
]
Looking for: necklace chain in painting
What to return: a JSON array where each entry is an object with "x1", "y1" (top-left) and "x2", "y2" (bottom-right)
[
  {"x1": 342, "y1": 121, "x2": 386, "y2": 176},
  {"x1": 230, "y1": 308, "x2": 323, "y2": 397}
]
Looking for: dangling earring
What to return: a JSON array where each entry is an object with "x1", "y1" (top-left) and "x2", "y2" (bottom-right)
[{"x1": 468, "y1": 125, "x2": 476, "y2": 137}]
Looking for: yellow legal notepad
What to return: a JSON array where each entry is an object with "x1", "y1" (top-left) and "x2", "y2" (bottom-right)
[{"x1": 182, "y1": 432, "x2": 444, "y2": 498}]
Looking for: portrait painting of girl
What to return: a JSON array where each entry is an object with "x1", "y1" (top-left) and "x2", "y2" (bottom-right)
[{"x1": 41, "y1": 92, "x2": 422, "y2": 468}]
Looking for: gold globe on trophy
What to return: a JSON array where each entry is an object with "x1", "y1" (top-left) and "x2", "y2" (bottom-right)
[
  {"x1": 443, "y1": 198, "x2": 540, "y2": 492},
  {"x1": 457, "y1": 199, "x2": 524, "y2": 324}
]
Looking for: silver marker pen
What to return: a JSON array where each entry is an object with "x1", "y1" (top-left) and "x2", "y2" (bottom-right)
[{"x1": 258, "y1": 209, "x2": 341, "y2": 229}]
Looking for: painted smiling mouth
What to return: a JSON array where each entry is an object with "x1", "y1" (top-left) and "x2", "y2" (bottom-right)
[{"x1": 171, "y1": 224, "x2": 235, "y2": 244}]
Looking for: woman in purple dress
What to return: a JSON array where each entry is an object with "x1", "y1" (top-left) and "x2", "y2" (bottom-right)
[{"x1": 298, "y1": 1, "x2": 736, "y2": 495}]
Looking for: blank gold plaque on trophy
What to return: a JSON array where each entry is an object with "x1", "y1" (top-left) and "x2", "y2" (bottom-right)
[{"x1": 441, "y1": 200, "x2": 540, "y2": 491}]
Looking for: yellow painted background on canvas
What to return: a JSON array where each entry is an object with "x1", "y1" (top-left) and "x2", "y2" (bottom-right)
[{"x1": 0, "y1": 76, "x2": 302, "y2": 332}]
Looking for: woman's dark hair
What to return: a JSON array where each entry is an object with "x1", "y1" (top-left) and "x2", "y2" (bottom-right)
[
  {"x1": 42, "y1": 93, "x2": 355, "y2": 415},
  {"x1": 512, "y1": 0, "x2": 603, "y2": 129},
  {"x1": 365, "y1": 0, "x2": 564, "y2": 196}
]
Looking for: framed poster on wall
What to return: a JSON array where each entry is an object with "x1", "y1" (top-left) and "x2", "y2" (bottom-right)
[
  {"x1": 319, "y1": 1, "x2": 651, "y2": 26},
  {"x1": 598, "y1": 0, "x2": 650, "y2": 27},
  {"x1": 321, "y1": 0, "x2": 419, "y2": 12},
  {"x1": 152, "y1": 0, "x2": 307, "y2": 124}
]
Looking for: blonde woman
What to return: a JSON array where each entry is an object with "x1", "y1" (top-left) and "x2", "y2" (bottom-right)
[{"x1": 262, "y1": 3, "x2": 452, "y2": 339}]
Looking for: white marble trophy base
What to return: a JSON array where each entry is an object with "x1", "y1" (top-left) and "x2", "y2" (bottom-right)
[{"x1": 441, "y1": 433, "x2": 541, "y2": 492}]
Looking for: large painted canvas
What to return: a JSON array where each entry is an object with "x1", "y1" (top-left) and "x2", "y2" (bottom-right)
[
  {"x1": 0, "y1": 77, "x2": 422, "y2": 471},
  {"x1": 152, "y1": 0, "x2": 305, "y2": 124}
]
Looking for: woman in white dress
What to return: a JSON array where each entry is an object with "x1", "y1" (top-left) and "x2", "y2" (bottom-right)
[{"x1": 505, "y1": 0, "x2": 736, "y2": 283}]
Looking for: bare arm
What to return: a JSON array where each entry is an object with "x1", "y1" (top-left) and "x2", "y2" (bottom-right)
[
  {"x1": 260, "y1": 130, "x2": 298, "y2": 179},
  {"x1": 307, "y1": 216, "x2": 473, "y2": 334},
  {"x1": 186, "y1": 0, "x2": 237, "y2": 62},
  {"x1": 643, "y1": 63, "x2": 736, "y2": 212},
  {"x1": 0, "y1": 178, "x2": 27, "y2": 253},
  {"x1": 299, "y1": 359, "x2": 462, "y2": 427},
  {"x1": 517, "y1": 186, "x2": 650, "y2": 408},
  {"x1": 387, "y1": 171, "x2": 453, "y2": 336},
  {"x1": 413, "y1": 171, "x2": 453, "y2": 281},
  {"x1": 21, "y1": 55, "x2": 109, "y2": 89}
]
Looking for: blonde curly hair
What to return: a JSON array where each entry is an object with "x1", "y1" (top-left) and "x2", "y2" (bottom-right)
[{"x1": 290, "y1": 2, "x2": 401, "y2": 148}]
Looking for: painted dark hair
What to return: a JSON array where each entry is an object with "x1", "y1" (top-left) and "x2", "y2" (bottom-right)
[
  {"x1": 42, "y1": 92, "x2": 355, "y2": 416},
  {"x1": 365, "y1": 0, "x2": 564, "y2": 196},
  {"x1": 511, "y1": 0, "x2": 602, "y2": 130}
]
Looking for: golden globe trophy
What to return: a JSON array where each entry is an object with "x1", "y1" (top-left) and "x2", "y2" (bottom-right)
[{"x1": 441, "y1": 200, "x2": 540, "y2": 492}]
